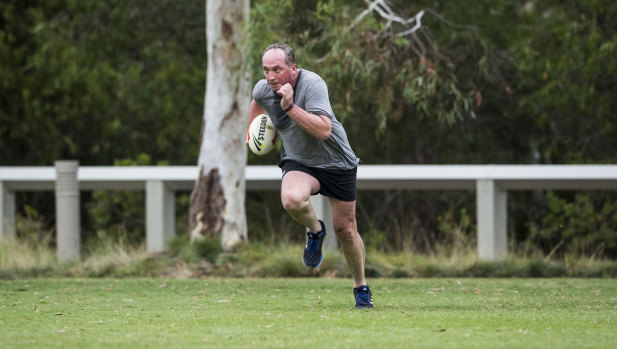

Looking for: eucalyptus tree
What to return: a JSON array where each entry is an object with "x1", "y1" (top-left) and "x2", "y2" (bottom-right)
[{"x1": 189, "y1": 0, "x2": 251, "y2": 249}]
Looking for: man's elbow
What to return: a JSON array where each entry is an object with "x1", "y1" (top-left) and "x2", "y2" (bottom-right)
[
  {"x1": 317, "y1": 128, "x2": 331, "y2": 141},
  {"x1": 316, "y1": 116, "x2": 332, "y2": 141}
]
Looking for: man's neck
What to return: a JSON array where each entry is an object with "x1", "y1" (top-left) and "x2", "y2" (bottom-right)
[{"x1": 290, "y1": 69, "x2": 301, "y2": 88}]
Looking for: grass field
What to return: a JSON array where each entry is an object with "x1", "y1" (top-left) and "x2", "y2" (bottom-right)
[{"x1": 2, "y1": 278, "x2": 616, "y2": 348}]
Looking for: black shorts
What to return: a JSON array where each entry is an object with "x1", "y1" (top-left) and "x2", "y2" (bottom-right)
[{"x1": 278, "y1": 159, "x2": 357, "y2": 202}]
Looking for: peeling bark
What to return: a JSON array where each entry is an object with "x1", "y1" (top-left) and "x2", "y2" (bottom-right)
[{"x1": 189, "y1": 168, "x2": 226, "y2": 241}]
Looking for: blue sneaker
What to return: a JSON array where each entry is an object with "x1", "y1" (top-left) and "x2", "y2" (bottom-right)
[
  {"x1": 354, "y1": 285, "x2": 374, "y2": 309},
  {"x1": 302, "y1": 220, "x2": 326, "y2": 268}
]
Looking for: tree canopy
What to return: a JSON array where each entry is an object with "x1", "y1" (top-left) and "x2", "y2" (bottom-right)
[
  {"x1": 0, "y1": 0, "x2": 205, "y2": 166},
  {"x1": 3, "y1": 0, "x2": 615, "y2": 166}
]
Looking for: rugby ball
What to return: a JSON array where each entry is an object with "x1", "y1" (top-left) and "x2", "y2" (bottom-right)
[{"x1": 248, "y1": 114, "x2": 278, "y2": 156}]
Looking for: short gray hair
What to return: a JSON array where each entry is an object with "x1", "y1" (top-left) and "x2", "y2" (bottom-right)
[{"x1": 263, "y1": 43, "x2": 296, "y2": 66}]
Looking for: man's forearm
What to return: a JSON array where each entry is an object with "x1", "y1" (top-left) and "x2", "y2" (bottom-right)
[{"x1": 286, "y1": 105, "x2": 331, "y2": 141}]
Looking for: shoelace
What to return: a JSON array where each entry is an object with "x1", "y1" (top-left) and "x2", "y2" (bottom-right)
[
  {"x1": 356, "y1": 289, "x2": 372, "y2": 304},
  {"x1": 305, "y1": 232, "x2": 321, "y2": 255}
]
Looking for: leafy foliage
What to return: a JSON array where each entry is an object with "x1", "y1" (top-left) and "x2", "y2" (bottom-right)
[
  {"x1": 0, "y1": 0, "x2": 205, "y2": 166},
  {"x1": 2, "y1": 0, "x2": 617, "y2": 257},
  {"x1": 529, "y1": 192, "x2": 617, "y2": 257},
  {"x1": 246, "y1": 0, "x2": 484, "y2": 140},
  {"x1": 245, "y1": 0, "x2": 617, "y2": 257}
]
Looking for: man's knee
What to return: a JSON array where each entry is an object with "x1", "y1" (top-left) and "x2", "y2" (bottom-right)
[
  {"x1": 281, "y1": 191, "x2": 306, "y2": 213},
  {"x1": 334, "y1": 225, "x2": 356, "y2": 243}
]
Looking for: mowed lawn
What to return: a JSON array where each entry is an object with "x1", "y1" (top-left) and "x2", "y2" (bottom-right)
[{"x1": 1, "y1": 278, "x2": 616, "y2": 348}]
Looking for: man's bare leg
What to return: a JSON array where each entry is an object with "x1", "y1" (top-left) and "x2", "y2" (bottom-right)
[
  {"x1": 280, "y1": 171, "x2": 322, "y2": 233},
  {"x1": 328, "y1": 199, "x2": 367, "y2": 288}
]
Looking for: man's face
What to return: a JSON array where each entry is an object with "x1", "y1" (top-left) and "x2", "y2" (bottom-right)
[{"x1": 262, "y1": 48, "x2": 296, "y2": 92}]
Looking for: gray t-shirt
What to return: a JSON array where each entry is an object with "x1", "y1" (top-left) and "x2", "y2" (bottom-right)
[{"x1": 252, "y1": 69, "x2": 359, "y2": 170}]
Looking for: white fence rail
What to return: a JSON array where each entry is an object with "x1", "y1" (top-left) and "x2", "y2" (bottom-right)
[{"x1": 1, "y1": 162, "x2": 616, "y2": 260}]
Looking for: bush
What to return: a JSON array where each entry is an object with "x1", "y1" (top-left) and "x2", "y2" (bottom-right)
[{"x1": 528, "y1": 192, "x2": 617, "y2": 258}]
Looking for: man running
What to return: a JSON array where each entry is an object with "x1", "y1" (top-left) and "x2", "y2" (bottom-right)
[{"x1": 247, "y1": 43, "x2": 373, "y2": 309}]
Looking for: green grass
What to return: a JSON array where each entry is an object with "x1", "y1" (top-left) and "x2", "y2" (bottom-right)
[{"x1": 2, "y1": 278, "x2": 616, "y2": 348}]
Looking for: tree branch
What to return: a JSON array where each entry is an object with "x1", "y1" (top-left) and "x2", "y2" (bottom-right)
[{"x1": 350, "y1": 0, "x2": 488, "y2": 63}]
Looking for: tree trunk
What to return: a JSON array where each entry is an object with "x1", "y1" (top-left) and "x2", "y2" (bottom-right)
[{"x1": 189, "y1": 0, "x2": 250, "y2": 249}]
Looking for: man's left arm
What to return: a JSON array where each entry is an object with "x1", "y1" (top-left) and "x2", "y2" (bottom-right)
[{"x1": 277, "y1": 83, "x2": 331, "y2": 140}]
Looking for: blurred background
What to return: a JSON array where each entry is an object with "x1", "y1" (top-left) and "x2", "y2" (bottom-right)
[{"x1": 1, "y1": 0, "x2": 616, "y2": 262}]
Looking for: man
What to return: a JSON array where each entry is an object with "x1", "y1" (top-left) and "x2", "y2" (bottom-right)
[{"x1": 247, "y1": 43, "x2": 373, "y2": 309}]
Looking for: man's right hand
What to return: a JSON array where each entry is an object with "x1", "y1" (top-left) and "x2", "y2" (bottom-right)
[{"x1": 247, "y1": 99, "x2": 267, "y2": 145}]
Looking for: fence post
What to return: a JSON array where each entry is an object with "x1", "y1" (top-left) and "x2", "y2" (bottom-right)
[
  {"x1": 309, "y1": 194, "x2": 337, "y2": 251},
  {"x1": 55, "y1": 160, "x2": 80, "y2": 261},
  {"x1": 1, "y1": 181, "x2": 15, "y2": 239},
  {"x1": 476, "y1": 179, "x2": 507, "y2": 260},
  {"x1": 146, "y1": 180, "x2": 175, "y2": 252}
]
